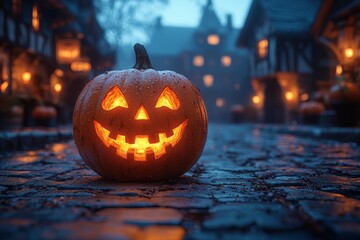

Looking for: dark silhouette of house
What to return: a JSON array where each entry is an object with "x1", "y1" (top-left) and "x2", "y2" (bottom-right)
[
  {"x1": 147, "y1": 0, "x2": 251, "y2": 122},
  {"x1": 237, "y1": 0, "x2": 337, "y2": 123}
]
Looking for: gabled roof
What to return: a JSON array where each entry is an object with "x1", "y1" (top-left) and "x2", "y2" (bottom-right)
[
  {"x1": 238, "y1": 0, "x2": 322, "y2": 46},
  {"x1": 198, "y1": 0, "x2": 222, "y2": 31}
]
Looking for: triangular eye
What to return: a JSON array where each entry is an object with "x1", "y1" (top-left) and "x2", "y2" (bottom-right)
[
  {"x1": 102, "y1": 86, "x2": 128, "y2": 110},
  {"x1": 155, "y1": 86, "x2": 180, "y2": 110}
]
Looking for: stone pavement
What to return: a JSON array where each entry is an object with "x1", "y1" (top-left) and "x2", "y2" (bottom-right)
[{"x1": 0, "y1": 123, "x2": 360, "y2": 239}]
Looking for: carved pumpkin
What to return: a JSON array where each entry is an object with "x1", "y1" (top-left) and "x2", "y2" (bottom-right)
[{"x1": 73, "y1": 44, "x2": 208, "y2": 181}]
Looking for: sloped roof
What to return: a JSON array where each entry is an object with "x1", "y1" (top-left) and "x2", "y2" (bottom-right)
[
  {"x1": 148, "y1": 26, "x2": 195, "y2": 56},
  {"x1": 238, "y1": 0, "x2": 322, "y2": 45},
  {"x1": 198, "y1": 0, "x2": 222, "y2": 31}
]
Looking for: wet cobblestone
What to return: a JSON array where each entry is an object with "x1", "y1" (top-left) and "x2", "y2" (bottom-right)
[{"x1": 1, "y1": 124, "x2": 360, "y2": 239}]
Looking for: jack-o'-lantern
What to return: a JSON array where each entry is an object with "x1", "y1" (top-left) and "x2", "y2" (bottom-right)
[{"x1": 73, "y1": 43, "x2": 207, "y2": 181}]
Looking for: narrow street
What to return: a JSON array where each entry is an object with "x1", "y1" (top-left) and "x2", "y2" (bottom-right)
[{"x1": 1, "y1": 124, "x2": 359, "y2": 239}]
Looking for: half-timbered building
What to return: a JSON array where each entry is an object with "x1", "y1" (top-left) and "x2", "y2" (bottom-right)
[{"x1": 237, "y1": 0, "x2": 337, "y2": 123}]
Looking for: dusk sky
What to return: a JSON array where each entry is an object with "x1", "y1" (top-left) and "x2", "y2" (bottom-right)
[{"x1": 161, "y1": 0, "x2": 252, "y2": 27}]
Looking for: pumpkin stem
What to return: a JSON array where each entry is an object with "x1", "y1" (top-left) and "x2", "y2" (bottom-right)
[{"x1": 133, "y1": 43, "x2": 153, "y2": 70}]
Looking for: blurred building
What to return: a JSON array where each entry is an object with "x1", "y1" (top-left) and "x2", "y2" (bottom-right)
[
  {"x1": 237, "y1": 0, "x2": 337, "y2": 123},
  {"x1": 148, "y1": 0, "x2": 251, "y2": 122},
  {"x1": 0, "y1": 0, "x2": 115, "y2": 126}
]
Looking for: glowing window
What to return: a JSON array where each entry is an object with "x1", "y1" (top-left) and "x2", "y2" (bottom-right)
[
  {"x1": 32, "y1": 5, "x2": 39, "y2": 31},
  {"x1": 252, "y1": 95, "x2": 260, "y2": 105},
  {"x1": 207, "y1": 34, "x2": 220, "y2": 45},
  {"x1": 221, "y1": 56, "x2": 231, "y2": 67},
  {"x1": 54, "y1": 83, "x2": 62, "y2": 93},
  {"x1": 193, "y1": 55, "x2": 204, "y2": 67},
  {"x1": 257, "y1": 39, "x2": 268, "y2": 58},
  {"x1": 203, "y1": 75, "x2": 214, "y2": 87},
  {"x1": 285, "y1": 91, "x2": 294, "y2": 101},
  {"x1": 216, "y1": 98, "x2": 225, "y2": 108}
]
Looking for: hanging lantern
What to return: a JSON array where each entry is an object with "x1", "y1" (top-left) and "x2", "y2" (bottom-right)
[
  {"x1": 70, "y1": 59, "x2": 91, "y2": 73},
  {"x1": 56, "y1": 39, "x2": 80, "y2": 64}
]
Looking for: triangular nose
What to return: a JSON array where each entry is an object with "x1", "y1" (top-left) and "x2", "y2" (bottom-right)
[{"x1": 134, "y1": 105, "x2": 150, "y2": 120}]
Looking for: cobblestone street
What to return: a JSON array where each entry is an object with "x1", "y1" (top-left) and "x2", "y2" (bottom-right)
[{"x1": 1, "y1": 124, "x2": 360, "y2": 239}]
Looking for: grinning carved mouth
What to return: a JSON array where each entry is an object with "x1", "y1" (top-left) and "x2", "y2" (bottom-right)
[{"x1": 94, "y1": 119, "x2": 188, "y2": 161}]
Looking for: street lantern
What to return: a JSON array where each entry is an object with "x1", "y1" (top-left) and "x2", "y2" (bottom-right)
[{"x1": 54, "y1": 83, "x2": 62, "y2": 93}]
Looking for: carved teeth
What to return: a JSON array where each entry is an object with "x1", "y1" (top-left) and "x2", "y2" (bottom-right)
[
  {"x1": 145, "y1": 147, "x2": 155, "y2": 161},
  {"x1": 165, "y1": 130, "x2": 174, "y2": 138},
  {"x1": 163, "y1": 142, "x2": 173, "y2": 153},
  {"x1": 125, "y1": 135, "x2": 136, "y2": 144},
  {"x1": 127, "y1": 148, "x2": 135, "y2": 161},
  {"x1": 109, "y1": 131, "x2": 117, "y2": 140},
  {"x1": 148, "y1": 134, "x2": 160, "y2": 143}
]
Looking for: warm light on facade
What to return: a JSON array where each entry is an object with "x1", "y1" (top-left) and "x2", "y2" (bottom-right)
[
  {"x1": 54, "y1": 83, "x2": 62, "y2": 93},
  {"x1": 335, "y1": 64, "x2": 343, "y2": 76},
  {"x1": 203, "y1": 74, "x2": 214, "y2": 87},
  {"x1": 32, "y1": 5, "x2": 39, "y2": 31},
  {"x1": 216, "y1": 98, "x2": 225, "y2": 108},
  {"x1": 55, "y1": 69, "x2": 64, "y2": 77},
  {"x1": 193, "y1": 55, "x2": 204, "y2": 67},
  {"x1": 221, "y1": 56, "x2": 231, "y2": 67},
  {"x1": 344, "y1": 48, "x2": 354, "y2": 58},
  {"x1": 207, "y1": 34, "x2": 220, "y2": 45},
  {"x1": 252, "y1": 95, "x2": 260, "y2": 105},
  {"x1": 70, "y1": 61, "x2": 91, "y2": 72},
  {"x1": 257, "y1": 39, "x2": 268, "y2": 58},
  {"x1": 56, "y1": 39, "x2": 80, "y2": 63},
  {"x1": 300, "y1": 93, "x2": 309, "y2": 101},
  {"x1": 22, "y1": 72, "x2": 31, "y2": 83},
  {"x1": 1, "y1": 81, "x2": 8, "y2": 93},
  {"x1": 285, "y1": 91, "x2": 295, "y2": 101}
]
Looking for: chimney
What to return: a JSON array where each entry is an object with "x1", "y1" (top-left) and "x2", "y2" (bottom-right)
[
  {"x1": 155, "y1": 16, "x2": 162, "y2": 28},
  {"x1": 226, "y1": 14, "x2": 233, "y2": 30}
]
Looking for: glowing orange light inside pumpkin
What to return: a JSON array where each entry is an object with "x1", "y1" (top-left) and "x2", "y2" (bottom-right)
[
  {"x1": 22, "y1": 72, "x2": 31, "y2": 83},
  {"x1": 155, "y1": 86, "x2": 180, "y2": 110},
  {"x1": 344, "y1": 48, "x2": 354, "y2": 58},
  {"x1": 94, "y1": 119, "x2": 188, "y2": 161},
  {"x1": 134, "y1": 105, "x2": 150, "y2": 120},
  {"x1": 252, "y1": 95, "x2": 260, "y2": 104},
  {"x1": 285, "y1": 91, "x2": 294, "y2": 101},
  {"x1": 102, "y1": 86, "x2": 129, "y2": 110}
]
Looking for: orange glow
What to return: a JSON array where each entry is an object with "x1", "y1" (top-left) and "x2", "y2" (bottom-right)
[
  {"x1": 54, "y1": 83, "x2": 62, "y2": 93},
  {"x1": 155, "y1": 86, "x2": 180, "y2": 110},
  {"x1": 344, "y1": 48, "x2": 354, "y2": 58},
  {"x1": 203, "y1": 74, "x2": 214, "y2": 87},
  {"x1": 32, "y1": 5, "x2": 39, "y2": 31},
  {"x1": 134, "y1": 105, "x2": 150, "y2": 120},
  {"x1": 55, "y1": 69, "x2": 64, "y2": 77},
  {"x1": 207, "y1": 34, "x2": 220, "y2": 45},
  {"x1": 300, "y1": 93, "x2": 309, "y2": 101},
  {"x1": 193, "y1": 55, "x2": 204, "y2": 67},
  {"x1": 22, "y1": 72, "x2": 31, "y2": 83},
  {"x1": 252, "y1": 95, "x2": 260, "y2": 104},
  {"x1": 71, "y1": 61, "x2": 91, "y2": 72},
  {"x1": 94, "y1": 119, "x2": 188, "y2": 161},
  {"x1": 335, "y1": 64, "x2": 343, "y2": 76},
  {"x1": 56, "y1": 39, "x2": 80, "y2": 63},
  {"x1": 102, "y1": 87, "x2": 129, "y2": 110},
  {"x1": 1, "y1": 81, "x2": 8, "y2": 93},
  {"x1": 216, "y1": 98, "x2": 225, "y2": 107},
  {"x1": 285, "y1": 91, "x2": 294, "y2": 101},
  {"x1": 258, "y1": 39, "x2": 268, "y2": 58},
  {"x1": 221, "y1": 56, "x2": 231, "y2": 67}
]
